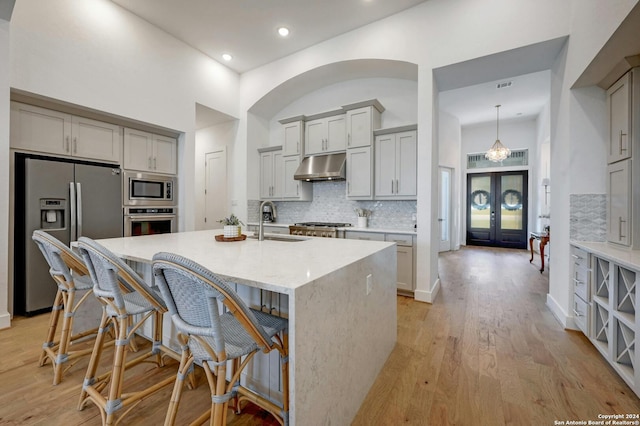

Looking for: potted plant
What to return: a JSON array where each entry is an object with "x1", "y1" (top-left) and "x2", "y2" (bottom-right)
[{"x1": 218, "y1": 214, "x2": 244, "y2": 238}]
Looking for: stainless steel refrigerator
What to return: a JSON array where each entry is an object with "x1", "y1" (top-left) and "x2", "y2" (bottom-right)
[{"x1": 14, "y1": 155, "x2": 123, "y2": 315}]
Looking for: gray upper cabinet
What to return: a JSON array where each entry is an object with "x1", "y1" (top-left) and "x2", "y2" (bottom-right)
[
  {"x1": 374, "y1": 128, "x2": 417, "y2": 200},
  {"x1": 123, "y1": 128, "x2": 177, "y2": 175},
  {"x1": 607, "y1": 71, "x2": 632, "y2": 164},
  {"x1": 345, "y1": 103, "x2": 382, "y2": 148},
  {"x1": 605, "y1": 68, "x2": 640, "y2": 249},
  {"x1": 305, "y1": 114, "x2": 346, "y2": 155},
  {"x1": 282, "y1": 120, "x2": 303, "y2": 157},
  {"x1": 11, "y1": 102, "x2": 122, "y2": 164}
]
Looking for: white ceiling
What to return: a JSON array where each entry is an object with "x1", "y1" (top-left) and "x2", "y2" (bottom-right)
[
  {"x1": 439, "y1": 70, "x2": 551, "y2": 127},
  {"x1": 109, "y1": 1, "x2": 568, "y2": 129},
  {"x1": 110, "y1": 0, "x2": 428, "y2": 74}
]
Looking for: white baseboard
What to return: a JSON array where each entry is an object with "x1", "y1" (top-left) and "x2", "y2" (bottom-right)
[
  {"x1": 414, "y1": 277, "x2": 441, "y2": 303},
  {"x1": 0, "y1": 312, "x2": 11, "y2": 330},
  {"x1": 546, "y1": 293, "x2": 578, "y2": 330}
]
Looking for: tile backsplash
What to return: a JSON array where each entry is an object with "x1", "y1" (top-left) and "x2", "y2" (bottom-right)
[
  {"x1": 248, "y1": 181, "x2": 416, "y2": 229},
  {"x1": 570, "y1": 193, "x2": 606, "y2": 242}
]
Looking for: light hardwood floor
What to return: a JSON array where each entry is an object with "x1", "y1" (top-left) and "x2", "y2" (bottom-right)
[{"x1": 1, "y1": 246, "x2": 639, "y2": 425}]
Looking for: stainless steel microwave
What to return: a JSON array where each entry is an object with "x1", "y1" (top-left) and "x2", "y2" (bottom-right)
[{"x1": 123, "y1": 171, "x2": 176, "y2": 206}]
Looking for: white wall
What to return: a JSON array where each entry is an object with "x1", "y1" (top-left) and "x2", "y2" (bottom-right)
[
  {"x1": 194, "y1": 121, "x2": 239, "y2": 230},
  {"x1": 460, "y1": 119, "x2": 538, "y2": 241},
  {"x1": 9, "y1": 0, "x2": 241, "y2": 232},
  {"x1": 545, "y1": 0, "x2": 639, "y2": 328},
  {"x1": 438, "y1": 110, "x2": 462, "y2": 249},
  {"x1": 0, "y1": 18, "x2": 10, "y2": 328},
  {"x1": 238, "y1": 0, "x2": 572, "y2": 304},
  {"x1": 535, "y1": 102, "x2": 551, "y2": 232}
]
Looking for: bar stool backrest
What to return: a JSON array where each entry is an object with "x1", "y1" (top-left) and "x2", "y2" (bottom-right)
[
  {"x1": 77, "y1": 237, "x2": 164, "y2": 311},
  {"x1": 32, "y1": 230, "x2": 87, "y2": 289},
  {"x1": 152, "y1": 252, "x2": 273, "y2": 354}
]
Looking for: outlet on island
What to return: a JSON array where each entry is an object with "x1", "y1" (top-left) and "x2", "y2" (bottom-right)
[{"x1": 366, "y1": 273, "x2": 373, "y2": 295}]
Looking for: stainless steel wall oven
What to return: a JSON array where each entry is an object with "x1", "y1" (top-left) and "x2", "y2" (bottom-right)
[{"x1": 124, "y1": 207, "x2": 176, "y2": 237}]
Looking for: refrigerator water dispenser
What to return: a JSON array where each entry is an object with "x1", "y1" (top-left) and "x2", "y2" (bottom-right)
[{"x1": 40, "y1": 199, "x2": 66, "y2": 230}]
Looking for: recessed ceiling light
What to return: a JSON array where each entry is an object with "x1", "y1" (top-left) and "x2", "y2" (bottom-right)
[
  {"x1": 222, "y1": 53, "x2": 232, "y2": 61},
  {"x1": 278, "y1": 27, "x2": 290, "y2": 37}
]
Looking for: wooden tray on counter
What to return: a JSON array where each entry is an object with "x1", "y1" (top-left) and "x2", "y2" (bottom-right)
[{"x1": 215, "y1": 234, "x2": 247, "y2": 242}]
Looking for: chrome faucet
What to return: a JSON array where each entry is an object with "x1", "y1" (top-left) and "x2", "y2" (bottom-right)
[{"x1": 258, "y1": 200, "x2": 277, "y2": 241}]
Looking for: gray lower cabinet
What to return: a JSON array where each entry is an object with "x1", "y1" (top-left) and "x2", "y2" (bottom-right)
[
  {"x1": 571, "y1": 242, "x2": 640, "y2": 398},
  {"x1": 344, "y1": 230, "x2": 415, "y2": 292}
]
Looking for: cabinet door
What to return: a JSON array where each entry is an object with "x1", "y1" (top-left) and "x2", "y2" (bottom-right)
[
  {"x1": 346, "y1": 147, "x2": 373, "y2": 199},
  {"x1": 396, "y1": 246, "x2": 414, "y2": 291},
  {"x1": 305, "y1": 119, "x2": 325, "y2": 155},
  {"x1": 607, "y1": 160, "x2": 631, "y2": 246},
  {"x1": 260, "y1": 152, "x2": 275, "y2": 199},
  {"x1": 283, "y1": 156, "x2": 301, "y2": 198},
  {"x1": 71, "y1": 116, "x2": 121, "y2": 163},
  {"x1": 326, "y1": 115, "x2": 346, "y2": 152},
  {"x1": 375, "y1": 134, "x2": 396, "y2": 197},
  {"x1": 272, "y1": 151, "x2": 284, "y2": 198},
  {"x1": 283, "y1": 121, "x2": 302, "y2": 156},
  {"x1": 346, "y1": 107, "x2": 372, "y2": 148},
  {"x1": 396, "y1": 131, "x2": 417, "y2": 197},
  {"x1": 153, "y1": 135, "x2": 177, "y2": 174},
  {"x1": 124, "y1": 128, "x2": 153, "y2": 172},
  {"x1": 607, "y1": 72, "x2": 632, "y2": 164},
  {"x1": 10, "y1": 102, "x2": 71, "y2": 155}
]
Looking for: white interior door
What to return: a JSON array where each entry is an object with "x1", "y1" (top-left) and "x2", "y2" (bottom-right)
[
  {"x1": 205, "y1": 149, "x2": 227, "y2": 229},
  {"x1": 439, "y1": 166, "x2": 452, "y2": 252}
]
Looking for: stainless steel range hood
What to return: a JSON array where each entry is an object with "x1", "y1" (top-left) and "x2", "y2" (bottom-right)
[{"x1": 294, "y1": 152, "x2": 346, "y2": 181}]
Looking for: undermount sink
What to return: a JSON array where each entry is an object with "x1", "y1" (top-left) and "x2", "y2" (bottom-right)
[{"x1": 247, "y1": 234, "x2": 308, "y2": 242}]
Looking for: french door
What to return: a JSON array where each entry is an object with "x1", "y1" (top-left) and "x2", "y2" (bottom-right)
[{"x1": 466, "y1": 171, "x2": 528, "y2": 249}]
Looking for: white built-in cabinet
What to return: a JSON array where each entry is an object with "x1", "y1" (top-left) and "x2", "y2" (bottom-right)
[
  {"x1": 123, "y1": 128, "x2": 177, "y2": 175},
  {"x1": 570, "y1": 243, "x2": 640, "y2": 398},
  {"x1": 374, "y1": 126, "x2": 417, "y2": 200},
  {"x1": 10, "y1": 102, "x2": 122, "y2": 163},
  {"x1": 304, "y1": 113, "x2": 346, "y2": 155},
  {"x1": 605, "y1": 68, "x2": 640, "y2": 249},
  {"x1": 259, "y1": 147, "x2": 283, "y2": 199}
]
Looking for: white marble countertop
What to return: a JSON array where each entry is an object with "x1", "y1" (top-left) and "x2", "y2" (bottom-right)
[
  {"x1": 571, "y1": 240, "x2": 640, "y2": 271},
  {"x1": 247, "y1": 222, "x2": 417, "y2": 235},
  {"x1": 94, "y1": 229, "x2": 394, "y2": 294}
]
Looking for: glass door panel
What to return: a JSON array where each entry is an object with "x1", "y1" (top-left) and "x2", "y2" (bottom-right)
[
  {"x1": 500, "y1": 174, "x2": 524, "y2": 231},
  {"x1": 467, "y1": 171, "x2": 528, "y2": 249}
]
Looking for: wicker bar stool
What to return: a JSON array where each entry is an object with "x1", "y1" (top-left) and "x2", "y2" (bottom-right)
[
  {"x1": 152, "y1": 252, "x2": 289, "y2": 426},
  {"x1": 76, "y1": 237, "x2": 181, "y2": 426},
  {"x1": 31, "y1": 230, "x2": 103, "y2": 385}
]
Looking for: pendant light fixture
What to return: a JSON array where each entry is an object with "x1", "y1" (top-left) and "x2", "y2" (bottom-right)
[{"x1": 485, "y1": 104, "x2": 511, "y2": 162}]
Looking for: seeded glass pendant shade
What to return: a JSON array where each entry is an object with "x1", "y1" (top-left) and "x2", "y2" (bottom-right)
[{"x1": 485, "y1": 104, "x2": 511, "y2": 162}]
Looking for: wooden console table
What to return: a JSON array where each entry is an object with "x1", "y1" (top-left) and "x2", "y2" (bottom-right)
[{"x1": 529, "y1": 231, "x2": 550, "y2": 272}]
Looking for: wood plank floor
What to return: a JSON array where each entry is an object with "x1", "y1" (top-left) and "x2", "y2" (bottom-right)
[
  {"x1": 353, "y1": 246, "x2": 640, "y2": 425},
  {"x1": 1, "y1": 246, "x2": 639, "y2": 425}
]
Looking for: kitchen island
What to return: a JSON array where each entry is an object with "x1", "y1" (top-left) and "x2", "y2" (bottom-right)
[{"x1": 93, "y1": 230, "x2": 397, "y2": 425}]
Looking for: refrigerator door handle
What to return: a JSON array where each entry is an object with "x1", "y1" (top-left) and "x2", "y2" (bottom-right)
[
  {"x1": 70, "y1": 182, "x2": 77, "y2": 241},
  {"x1": 76, "y1": 182, "x2": 83, "y2": 239}
]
